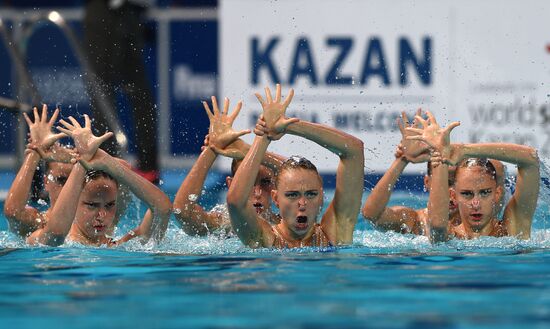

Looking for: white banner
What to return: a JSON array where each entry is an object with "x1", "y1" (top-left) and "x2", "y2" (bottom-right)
[{"x1": 220, "y1": 0, "x2": 550, "y2": 173}]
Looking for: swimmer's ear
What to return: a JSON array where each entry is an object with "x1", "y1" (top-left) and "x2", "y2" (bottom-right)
[
  {"x1": 271, "y1": 189, "x2": 279, "y2": 208},
  {"x1": 495, "y1": 185, "x2": 503, "y2": 203},
  {"x1": 226, "y1": 176, "x2": 233, "y2": 188},
  {"x1": 423, "y1": 175, "x2": 431, "y2": 192},
  {"x1": 449, "y1": 188, "x2": 457, "y2": 203}
]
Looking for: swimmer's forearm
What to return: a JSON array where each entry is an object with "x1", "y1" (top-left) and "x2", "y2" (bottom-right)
[
  {"x1": 227, "y1": 135, "x2": 272, "y2": 246},
  {"x1": 362, "y1": 157, "x2": 408, "y2": 221},
  {"x1": 42, "y1": 163, "x2": 86, "y2": 238},
  {"x1": 427, "y1": 163, "x2": 449, "y2": 243},
  {"x1": 455, "y1": 143, "x2": 539, "y2": 167},
  {"x1": 227, "y1": 136, "x2": 270, "y2": 209},
  {"x1": 286, "y1": 121, "x2": 363, "y2": 158},
  {"x1": 174, "y1": 146, "x2": 216, "y2": 214},
  {"x1": 229, "y1": 139, "x2": 285, "y2": 171},
  {"x1": 105, "y1": 155, "x2": 172, "y2": 218},
  {"x1": 4, "y1": 150, "x2": 41, "y2": 219}
]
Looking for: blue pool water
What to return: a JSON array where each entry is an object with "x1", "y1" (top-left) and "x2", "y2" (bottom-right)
[{"x1": 0, "y1": 187, "x2": 549, "y2": 328}]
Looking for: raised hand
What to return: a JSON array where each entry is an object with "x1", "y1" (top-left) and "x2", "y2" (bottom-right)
[
  {"x1": 29, "y1": 143, "x2": 77, "y2": 164},
  {"x1": 78, "y1": 148, "x2": 111, "y2": 172},
  {"x1": 396, "y1": 109, "x2": 431, "y2": 163},
  {"x1": 254, "y1": 84, "x2": 298, "y2": 140},
  {"x1": 203, "y1": 96, "x2": 250, "y2": 149},
  {"x1": 57, "y1": 114, "x2": 113, "y2": 161},
  {"x1": 23, "y1": 104, "x2": 65, "y2": 152},
  {"x1": 405, "y1": 111, "x2": 460, "y2": 157}
]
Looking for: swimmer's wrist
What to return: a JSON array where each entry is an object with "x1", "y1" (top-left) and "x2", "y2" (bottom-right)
[{"x1": 24, "y1": 147, "x2": 40, "y2": 157}]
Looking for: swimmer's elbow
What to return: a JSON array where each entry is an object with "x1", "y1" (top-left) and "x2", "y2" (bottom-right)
[
  {"x1": 226, "y1": 190, "x2": 246, "y2": 209},
  {"x1": 3, "y1": 203, "x2": 17, "y2": 219},
  {"x1": 528, "y1": 148, "x2": 540, "y2": 167},
  {"x1": 154, "y1": 195, "x2": 173, "y2": 219},
  {"x1": 342, "y1": 139, "x2": 364, "y2": 159}
]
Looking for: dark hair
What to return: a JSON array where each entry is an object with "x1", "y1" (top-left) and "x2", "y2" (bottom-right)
[
  {"x1": 455, "y1": 158, "x2": 497, "y2": 182},
  {"x1": 275, "y1": 156, "x2": 322, "y2": 187},
  {"x1": 85, "y1": 170, "x2": 118, "y2": 186},
  {"x1": 231, "y1": 159, "x2": 241, "y2": 176}
]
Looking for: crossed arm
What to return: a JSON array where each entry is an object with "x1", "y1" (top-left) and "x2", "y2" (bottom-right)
[
  {"x1": 4, "y1": 105, "x2": 66, "y2": 237},
  {"x1": 448, "y1": 143, "x2": 539, "y2": 238},
  {"x1": 27, "y1": 114, "x2": 110, "y2": 246},
  {"x1": 285, "y1": 120, "x2": 364, "y2": 244},
  {"x1": 362, "y1": 110, "x2": 430, "y2": 233},
  {"x1": 83, "y1": 149, "x2": 172, "y2": 243}
]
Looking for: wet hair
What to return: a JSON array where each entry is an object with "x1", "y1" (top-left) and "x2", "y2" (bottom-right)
[
  {"x1": 455, "y1": 158, "x2": 497, "y2": 182},
  {"x1": 84, "y1": 170, "x2": 118, "y2": 187},
  {"x1": 426, "y1": 161, "x2": 457, "y2": 187},
  {"x1": 275, "y1": 156, "x2": 322, "y2": 187}
]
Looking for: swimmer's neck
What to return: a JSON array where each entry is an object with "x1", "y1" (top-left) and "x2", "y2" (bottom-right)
[
  {"x1": 275, "y1": 222, "x2": 315, "y2": 247},
  {"x1": 460, "y1": 218, "x2": 499, "y2": 238},
  {"x1": 68, "y1": 225, "x2": 110, "y2": 246}
]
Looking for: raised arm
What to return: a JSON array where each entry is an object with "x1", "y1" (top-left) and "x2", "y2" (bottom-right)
[
  {"x1": 447, "y1": 143, "x2": 539, "y2": 238},
  {"x1": 362, "y1": 112, "x2": 431, "y2": 232},
  {"x1": 4, "y1": 105, "x2": 65, "y2": 237},
  {"x1": 173, "y1": 96, "x2": 249, "y2": 236},
  {"x1": 226, "y1": 86, "x2": 296, "y2": 248},
  {"x1": 407, "y1": 112, "x2": 460, "y2": 242},
  {"x1": 215, "y1": 138, "x2": 286, "y2": 173},
  {"x1": 27, "y1": 115, "x2": 111, "y2": 246},
  {"x1": 226, "y1": 134, "x2": 274, "y2": 247}
]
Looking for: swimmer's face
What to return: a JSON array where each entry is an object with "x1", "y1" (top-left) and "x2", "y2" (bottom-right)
[
  {"x1": 227, "y1": 165, "x2": 274, "y2": 219},
  {"x1": 44, "y1": 162, "x2": 73, "y2": 205},
  {"x1": 272, "y1": 168, "x2": 323, "y2": 238},
  {"x1": 452, "y1": 167, "x2": 501, "y2": 232},
  {"x1": 74, "y1": 177, "x2": 118, "y2": 241}
]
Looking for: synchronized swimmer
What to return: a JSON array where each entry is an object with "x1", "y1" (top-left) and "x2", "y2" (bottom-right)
[{"x1": 3, "y1": 84, "x2": 541, "y2": 248}]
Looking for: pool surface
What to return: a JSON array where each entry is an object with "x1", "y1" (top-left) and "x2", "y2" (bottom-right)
[{"x1": 0, "y1": 187, "x2": 549, "y2": 328}]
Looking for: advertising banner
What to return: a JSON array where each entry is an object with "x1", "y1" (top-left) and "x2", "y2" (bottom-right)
[{"x1": 220, "y1": 0, "x2": 550, "y2": 173}]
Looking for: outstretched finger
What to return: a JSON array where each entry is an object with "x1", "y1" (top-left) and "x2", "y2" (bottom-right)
[
  {"x1": 56, "y1": 126, "x2": 72, "y2": 136},
  {"x1": 211, "y1": 96, "x2": 220, "y2": 116},
  {"x1": 401, "y1": 111, "x2": 409, "y2": 127},
  {"x1": 58, "y1": 119, "x2": 74, "y2": 130},
  {"x1": 97, "y1": 132, "x2": 114, "y2": 145},
  {"x1": 281, "y1": 117, "x2": 299, "y2": 126},
  {"x1": 33, "y1": 106, "x2": 39, "y2": 123},
  {"x1": 202, "y1": 101, "x2": 214, "y2": 119},
  {"x1": 255, "y1": 93, "x2": 266, "y2": 107},
  {"x1": 265, "y1": 86, "x2": 273, "y2": 103},
  {"x1": 282, "y1": 88, "x2": 294, "y2": 108},
  {"x1": 444, "y1": 121, "x2": 461, "y2": 135},
  {"x1": 412, "y1": 109, "x2": 422, "y2": 128},
  {"x1": 414, "y1": 115, "x2": 428, "y2": 128},
  {"x1": 48, "y1": 108, "x2": 60, "y2": 126},
  {"x1": 275, "y1": 84, "x2": 281, "y2": 103},
  {"x1": 397, "y1": 116, "x2": 405, "y2": 135},
  {"x1": 23, "y1": 112, "x2": 33, "y2": 127},
  {"x1": 84, "y1": 114, "x2": 91, "y2": 129},
  {"x1": 229, "y1": 101, "x2": 243, "y2": 122},
  {"x1": 222, "y1": 97, "x2": 230, "y2": 116},
  {"x1": 68, "y1": 116, "x2": 81, "y2": 128},
  {"x1": 233, "y1": 129, "x2": 251, "y2": 139},
  {"x1": 41, "y1": 104, "x2": 48, "y2": 123},
  {"x1": 426, "y1": 111, "x2": 437, "y2": 125}
]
